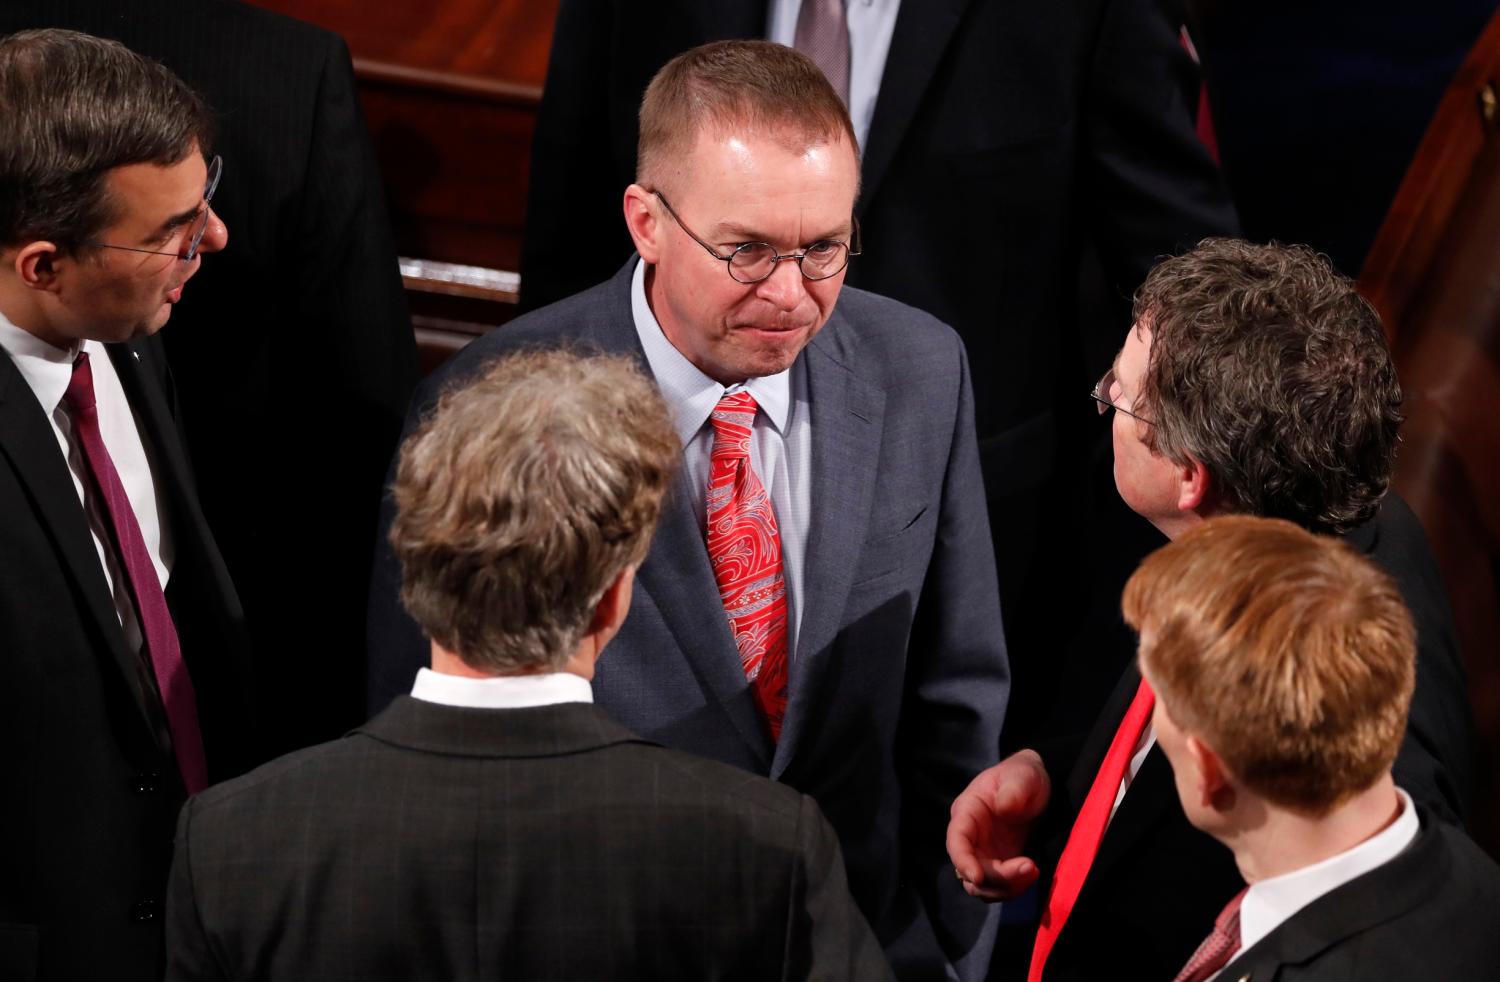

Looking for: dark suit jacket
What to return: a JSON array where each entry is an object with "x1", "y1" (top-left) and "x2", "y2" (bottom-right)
[
  {"x1": 0, "y1": 338, "x2": 253, "y2": 982},
  {"x1": 1218, "y1": 808, "x2": 1500, "y2": 981},
  {"x1": 0, "y1": 0, "x2": 419, "y2": 754},
  {"x1": 368, "y1": 259, "x2": 1009, "y2": 978},
  {"x1": 166, "y1": 696, "x2": 893, "y2": 982},
  {"x1": 997, "y1": 496, "x2": 1476, "y2": 980},
  {"x1": 519, "y1": 0, "x2": 1239, "y2": 749}
]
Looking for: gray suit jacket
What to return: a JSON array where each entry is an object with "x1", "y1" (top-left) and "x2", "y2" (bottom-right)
[
  {"x1": 166, "y1": 697, "x2": 892, "y2": 981},
  {"x1": 368, "y1": 259, "x2": 1011, "y2": 977}
]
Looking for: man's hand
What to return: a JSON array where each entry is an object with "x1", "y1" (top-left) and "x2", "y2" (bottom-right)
[{"x1": 946, "y1": 749, "x2": 1051, "y2": 901}]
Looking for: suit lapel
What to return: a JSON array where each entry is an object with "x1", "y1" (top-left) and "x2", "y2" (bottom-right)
[
  {"x1": 0, "y1": 345, "x2": 167, "y2": 751},
  {"x1": 858, "y1": 0, "x2": 974, "y2": 214},
  {"x1": 593, "y1": 260, "x2": 773, "y2": 768},
  {"x1": 637, "y1": 476, "x2": 774, "y2": 768},
  {"x1": 1223, "y1": 814, "x2": 1446, "y2": 978},
  {"x1": 1055, "y1": 665, "x2": 1177, "y2": 890},
  {"x1": 771, "y1": 312, "x2": 885, "y2": 775}
]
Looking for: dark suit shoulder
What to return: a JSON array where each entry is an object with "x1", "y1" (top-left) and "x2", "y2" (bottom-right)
[
  {"x1": 827, "y1": 285, "x2": 966, "y2": 355},
  {"x1": 1225, "y1": 810, "x2": 1500, "y2": 979},
  {"x1": 611, "y1": 740, "x2": 811, "y2": 824},
  {"x1": 184, "y1": 731, "x2": 370, "y2": 814},
  {"x1": 421, "y1": 272, "x2": 632, "y2": 399}
]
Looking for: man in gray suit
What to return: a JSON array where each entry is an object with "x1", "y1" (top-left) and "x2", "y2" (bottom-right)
[
  {"x1": 169, "y1": 349, "x2": 890, "y2": 981},
  {"x1": 368, "y1": 39, "x2": 1010, "y2": 980}
]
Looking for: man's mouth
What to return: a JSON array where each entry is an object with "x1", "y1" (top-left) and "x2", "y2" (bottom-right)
[{"x1": 166, "y1": 284, "x2": 184, "y2": 303}]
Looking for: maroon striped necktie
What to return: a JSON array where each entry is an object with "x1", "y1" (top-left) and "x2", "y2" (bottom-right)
[
  {"x1": 65, "y1": 352, "x2": 207, "y2": 794},
  {"x1": 706, "y1": 391, "x2": 789, "y2": 740},
  {"x1": 1174, "y1": 886, "x2": 1250, "y2": 982}
]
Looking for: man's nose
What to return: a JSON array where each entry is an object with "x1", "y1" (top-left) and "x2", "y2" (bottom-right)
[
  {"x1": 197, "y1": 206, "x2": 229, "y2": 254},
  {"x1": 754, "y1": 256, "x2": 807, "y2": 310}
]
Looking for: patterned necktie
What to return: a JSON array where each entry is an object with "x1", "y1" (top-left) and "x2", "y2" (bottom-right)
[
  {"x1": 65, "y1": 352, "x2": 208, "y2": 794},
  {"x1": 1174, "y1": 887, "x2": 1250, "y2": 982},
  {"x1": 1028, "y1": 676, "x2": 1156, "y2": 981},
  {"x1": 706, "y1": 391, "x2": 789, "y2": 741},
  {"x1": 794, "y1": 0, "x2": 851, "y2": 105}
]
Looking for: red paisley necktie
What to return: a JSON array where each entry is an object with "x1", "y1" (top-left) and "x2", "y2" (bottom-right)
[{"x1": 706, "y1": 391, "x2": 789, "y2": 740}]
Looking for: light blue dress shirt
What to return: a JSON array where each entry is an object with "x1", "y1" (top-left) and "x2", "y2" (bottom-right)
[{"x1": 630, "y1": 258, "x2": 811, "y2": 660}]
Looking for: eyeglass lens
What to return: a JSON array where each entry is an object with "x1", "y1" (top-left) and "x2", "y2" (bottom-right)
[
  {"x1": 184, "y1": 155, "x2": 224, "y2": 262},
  {"x1": 728, "y1": 241, "x2": 851, "y2": 283}
]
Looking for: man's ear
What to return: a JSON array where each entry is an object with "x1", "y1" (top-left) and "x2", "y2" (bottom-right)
[
  {"x1": 11, "y1": 241, "x2": 64, "y2": 292},
  {"x1": 1186, "y1": 734, "x2": 1234, "y2": 812},
  {"x1": 588, "y1": 564, "x2": 637, "y2": 643},
  {"x1": 622, "y1": 184, "x2": 662, "y2": 263},
  {"x1": 1176, "y1": 454, "x2": 1212, "y2": 514}
]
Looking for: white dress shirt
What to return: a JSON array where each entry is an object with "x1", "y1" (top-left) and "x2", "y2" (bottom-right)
[
  {"x1": 630, "y1": 258, "x2": 811, "y2": 660},
  {"x1": 767, "y1": 0, "x2": 903, "y2": 154},
  {"x1": 410, "y1": 668, "x2": 594, "y2": 709},
  {"x1": 1230, "y1": 787, "x2": 1420, "y2": 964},
  {"x1": 0, "y1": 309, "x2": 173, "y2": 656}
]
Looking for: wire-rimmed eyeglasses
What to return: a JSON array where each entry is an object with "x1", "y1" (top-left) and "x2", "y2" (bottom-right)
[
  {"x1": 653, "y1": 191, "x2": 860, "y2": 284},
  {"x1": 85, "y1": 154, "x2": 223, "y2": 263},
  {"x1": 1091, "y1": 365, "x2": 1154, "y2": 425}
]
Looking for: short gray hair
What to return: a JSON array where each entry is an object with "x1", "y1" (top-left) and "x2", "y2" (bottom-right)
[{"x1": 389, "y1": 349, "x2": 680, "y2": 673}]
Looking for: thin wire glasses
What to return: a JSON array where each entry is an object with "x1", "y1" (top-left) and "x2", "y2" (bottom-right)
[
  {"x1": 85, "y1": 154, "x2": 223, "y2": 263},
  {"x1": 1091, "y1": 365, "x2": 1154, "y2": 425},
  {"x1": 654, "y1": 191, "x2": 860, "y2": 283}
]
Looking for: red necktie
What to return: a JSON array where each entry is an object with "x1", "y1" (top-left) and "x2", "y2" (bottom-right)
[
  {"x1": 1174, "y1": 886, "x2": 1249, "y2": 982},
  {"x1": 65, "y1": 352, "x2": 208, "y2": 794},
  {"x1": 1028, "y1": 676, "x2": 1155, "y2": 980},
  {"x1": 706, "y1": 391, "x2": 789, "y2": 741}
]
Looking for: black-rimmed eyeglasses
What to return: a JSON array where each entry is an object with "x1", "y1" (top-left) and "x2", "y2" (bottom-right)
[
  {"x1": 654, "y1": 191, "x2": 860, "y2": 284},
  {"x1": 85, "y1": 154, "x2": 223, "y2": 263},
  {"x1": 1091, "y1": 366, "x2": 1154, "y2": 425}
]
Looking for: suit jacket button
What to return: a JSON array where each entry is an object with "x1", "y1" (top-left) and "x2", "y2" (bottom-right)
[
  {"x1": 129, "y1": 900, "x2": 161, "y2": 922},
  {"x1": 131, "y1": 773, "x2": 160, "y2": 794}
]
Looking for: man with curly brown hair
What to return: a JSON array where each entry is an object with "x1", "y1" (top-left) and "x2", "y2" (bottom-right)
[{"x1": 948, "y1": 239, "x2": 1475, "y2": 981}]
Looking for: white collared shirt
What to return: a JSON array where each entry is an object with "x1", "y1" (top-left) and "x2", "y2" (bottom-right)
[
  {"x1": 0, "y1": 309, "x2": 172, "y2": 655},
  {"x1": 630, "y1": 258, "x2": 811, "y2": 660},
  {"x1": 410, "y1": 668, "x2": 595, "y2": 709},
  {"x1": 767, "y1": 0, "x2": 903, "y2": 154},
  {"x1": 1229, "y1": 787, "x2": 1420, "y2": 964}
]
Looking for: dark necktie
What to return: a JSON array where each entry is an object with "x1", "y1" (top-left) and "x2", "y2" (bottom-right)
[
  {"x1": 706, "y1": 391, "x2": 789, "y2": 740},
  {"x1": 65, "y1": 351, "x2": 207, "y2": 793},
  {"x1": 1174, "y1": 886, "x2": 1250, "y2": 982},
  {"x1": 1029, "y1": 676, "x2": 1155, "y2": 980},
  {"x1": 794, "y1": 0, "x2": 851, "y2": 105}
]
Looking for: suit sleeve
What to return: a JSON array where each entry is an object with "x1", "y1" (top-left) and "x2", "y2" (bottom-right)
[
  {"x1": 519, "y1": 0, "x2": 638, "y2": 310},
  {"x1": 1081, "y1": 0, "x2": 1239, "y2": 328},
  {"x1": 164, "y1": 801, "x2": 229, "y2": 982},
  {"x1": 895, "y1": 340, "x2": 1009, "y2": 979},
  {"x1": 784, "y1": 794, "x2": 895, "y2": 982}
]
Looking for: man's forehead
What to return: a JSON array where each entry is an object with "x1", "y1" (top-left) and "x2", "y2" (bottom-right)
[{"x1": 102, "y1": 153, "x2": 205, "y2": 225}]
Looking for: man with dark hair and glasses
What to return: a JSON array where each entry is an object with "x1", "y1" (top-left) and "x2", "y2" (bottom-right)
[
  {"x1": 947, "y1": 239, "x2": 1474, "y2": 981},
  {"x1": 369, "y1": 38, "x2": 1009, "y2": 980},
  {"x1": 0, "y1": 28, "x2": 253, "y2": 982}
]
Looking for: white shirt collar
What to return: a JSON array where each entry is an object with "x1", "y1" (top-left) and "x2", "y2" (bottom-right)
[
  {"x1": 1238, "y1": 787, "x2": 1420, "y2": 955},
  {"x1": 629, "y1": 257, "x2": 791, "y2": 446},
  {"x1": 0, "y1": 306, "x2": 80, "y2": 416},
  {"x1": 409, "y1": 667, "x2": 594, "y2": 710}
]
